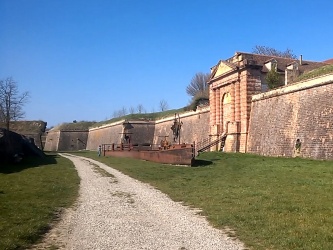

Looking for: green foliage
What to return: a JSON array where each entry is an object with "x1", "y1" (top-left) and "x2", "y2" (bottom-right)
[
  {"x1": 294, "y1": 64, "x2": 333, "y2": 83},
  {"x1": 0, "y1": 154, "x2": 79, "y2": 249},
  {"x1": 52, "y1": 121, "x2": 97, "y2": 131},
  {"x1": 266, "y1": 68, "x2": 282, "y2": 89},
  {"x1": 74, "y1": 151, "x2": 333, "y2": 250},
  {"x1": 189, "y1": 95, "x2": 209, "y2": 111}
]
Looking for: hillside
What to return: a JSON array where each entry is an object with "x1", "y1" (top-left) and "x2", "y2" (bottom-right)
[{"x1": 294, "y1": 64, "x2": 333, "y2": 82}]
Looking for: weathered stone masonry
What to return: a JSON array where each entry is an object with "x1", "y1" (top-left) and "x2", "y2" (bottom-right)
[
  {"x1": 208, "y1": 52, "x2": 328, "y2": 154},
  {"x1": 86, "y1": 107, "x2": 210, "y2": 151},
  {"x1": 44, "y1": 130, "x2": 88, "y2": 151},
  {"x1": 86, "y1": 120, "x2": 155, "y2": 151},
  {"x1": 247, "y1": 73, "x2": 333, "y2": 160}
]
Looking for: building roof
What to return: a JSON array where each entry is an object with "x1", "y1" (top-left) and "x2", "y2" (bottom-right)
[
  {"x1": 323, "y1": 58, "x2": 333, "y2": 64},
  {"x1": 232, "y1": 52, "x2": 328, "y2": 74}
]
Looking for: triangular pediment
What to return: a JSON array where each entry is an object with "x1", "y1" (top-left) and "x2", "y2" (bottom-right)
[{"x1": 211, "y1": 60, "x2": 236, "y2": 79}]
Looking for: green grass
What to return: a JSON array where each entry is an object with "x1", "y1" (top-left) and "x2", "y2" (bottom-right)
[
  {"x1": 73, "y1": 151, "x2": 333, "y2": 250},
  {"x1": 48, "y1": 107, "x2": 189, "y2": 131},
  {"x1": 0, "y1": 154, "x2": 80, "y2": 250},
  {"x1": 52, "y1": 120, "x2": 96, "y2": 131},
  {"x1": 91, "y1": 107, "x2": 188, "y2": 128},
  {"x1": 294, "y1": 64, "x2": 333, "y2": 82}
]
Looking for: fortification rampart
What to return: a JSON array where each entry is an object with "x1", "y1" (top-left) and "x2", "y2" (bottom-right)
[
  {"x1": 44, "y1": 130, "x2": 61, "y2": 151},
  {"x1": 247, "y1": 73, "x2": 333, "y2": 159},
  {"x1": 153, "y1": 107, "x2": 210, "y2": 145},
  {"x1": 86, "y1": 107, "x2": 210, "y2": 151},
  {"x1": 1, "y1": 120, "x2": 47, "y2": 149},
  {"x1": 86, "y1": 119, "x2": 156, "y2": 150},
  {"x1": 44, "y1": 130, "x2": 88, "y2": 151},
  {"x1": 86, "y1": 121, "x2": 124, "y2": 150}
]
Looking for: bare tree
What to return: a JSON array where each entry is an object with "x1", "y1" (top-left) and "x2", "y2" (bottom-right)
[
  {"x1": 0, "y1": 77, "x2": 29, "y2": 130},
  {"x1": 186, "y1": 72, "x2": 210, "y2": 98},
  {"x1": 129, "y1": 106, "x2": 135, "y2": 114},
  {"x1": 137, "y1": 104, "x2": 145, "y2": 114},
  {"x1": 252, "y1": 45, "x2": 297, "y2": 59},
  {"x1": 159, "y1": 99, "x2": 169, "y2": 111},
  {"x1": 120, "y1": 106, "x2": 127, "y2": 116},
  {"x1": 112, "y1": 110, "x2": 120, "y2": 118}
]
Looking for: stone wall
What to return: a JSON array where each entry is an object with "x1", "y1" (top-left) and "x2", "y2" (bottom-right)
[
  {"x1": 127, "y1": 121, "x2": 156, "y2": 145},
  {"x1": 247, "y1": 73, "x2": 333, "y2": 160},
  {"x1": 86, "y1": 107, "x2": 210, "y2": 152},
  {"x1": 44, "y1": 130, "x2": 88, "y2": 151},
  {"x1": 44, "y1": 130, "x2": 60, "y2": 151},
  {"x1": 86, "y1": 121, "x2": 124, "y2": 151},
  {"x1": 57, "y1": 130, "x2": 89, "y2": 151},
  {"x1": 153, "y1": 107, "x2": 210, "y2": 146}
]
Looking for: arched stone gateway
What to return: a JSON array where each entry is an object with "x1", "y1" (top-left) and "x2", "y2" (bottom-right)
[{"x1": 208, "y1": 51, "x2": 328, "y2": 153}]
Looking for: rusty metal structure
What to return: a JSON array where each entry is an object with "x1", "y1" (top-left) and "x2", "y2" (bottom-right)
[{"x1": 101, "y1": 114, "x2": 195, "y2": 166}]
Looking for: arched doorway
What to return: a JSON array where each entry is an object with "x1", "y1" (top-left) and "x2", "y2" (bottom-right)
[{"x1": 221, "y1": 92, "x2": 231, "y2": 133}]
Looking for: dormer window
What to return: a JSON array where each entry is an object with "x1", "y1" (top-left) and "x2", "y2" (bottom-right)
[
  {"x1": 265, "y1": 59, "x2": 277, "y2": 71},
  {"x1": 286, "y1": 62, "x2": 299, "y2": 70}
]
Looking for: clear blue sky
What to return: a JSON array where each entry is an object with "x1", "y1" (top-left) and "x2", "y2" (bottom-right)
[{"x1": 1, "y1": 0, "x2": 332, "y2": 127}]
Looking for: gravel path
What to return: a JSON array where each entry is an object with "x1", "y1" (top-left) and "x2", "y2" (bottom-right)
[{"x1": 32, "y1": 153, "x2": 246, "y2": 250}]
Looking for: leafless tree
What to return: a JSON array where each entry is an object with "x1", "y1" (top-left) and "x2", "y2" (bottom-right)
[
  {"x1": 186, "y1": 72, "x2": 210, "y2": 98},
  {"x1": 111, "y1": 111, "x2": 117, "y2": 118},
  {"x1": 129, "y1": 106, "x2": 135, "y2": 114},
  {"x1": 159, "y1": 99, "x2": 169, "y2": 111},
  {"x1": 120, "y1": 106, "x2": 127, "y2": 116},
  {"x1": 252, "y1": 45, "x2": 297, "y2": 59},
  {"x1": 137, "y1": 104, "x2": 145, "y2": 114},
  {"x1": 0, "y1": 77, "x2": 29, "y2": 130}
]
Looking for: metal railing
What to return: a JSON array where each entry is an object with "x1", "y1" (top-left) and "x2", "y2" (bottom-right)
[{"x1": 196, "y1": 131, "x2": 228, "y2": 153}]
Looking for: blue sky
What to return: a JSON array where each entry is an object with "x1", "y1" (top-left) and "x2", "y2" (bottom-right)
[{"x1": 1, "y1": 0, "x2": 332, "y2": 127}]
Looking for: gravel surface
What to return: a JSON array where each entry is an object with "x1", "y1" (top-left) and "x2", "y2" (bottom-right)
[{"x1": 32, "y1": 153, "x2": 246, "y2": 250}]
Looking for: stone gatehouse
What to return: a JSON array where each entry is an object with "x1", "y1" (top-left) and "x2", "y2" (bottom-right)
[{"x1": 208, "y1": 52, "x2": 328, "y2": 153}]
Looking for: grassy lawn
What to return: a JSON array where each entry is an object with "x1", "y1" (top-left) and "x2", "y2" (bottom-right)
[
  {"x1": 0, "y1": 154, "x2": 80, "y2": 250},
  {"x1": 73, "y1": 151, "x2": 333, "y2": 250}
]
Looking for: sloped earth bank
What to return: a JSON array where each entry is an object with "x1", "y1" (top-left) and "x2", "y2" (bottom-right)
[{"x1": 32, "y1": 154, "x2": 245, "y2": 250}]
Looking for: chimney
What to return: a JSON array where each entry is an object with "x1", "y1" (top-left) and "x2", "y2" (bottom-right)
[{"x1": 299, "y1": 55, "x2": 303, "y2": 65}]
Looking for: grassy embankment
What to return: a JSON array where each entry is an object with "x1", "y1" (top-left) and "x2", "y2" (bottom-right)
[
  {"x1": 73, "y1": 151, "x2": 333, "y2": 250},
  {"x1": 0, "y1": 154, "x2": 79, "y2": 250},
  {"x1": 50, "y1": 107, "x2": 188, "y2": 131},
  {"x1": 294, "y1": 64, "x2": 333, "y2": 82}
]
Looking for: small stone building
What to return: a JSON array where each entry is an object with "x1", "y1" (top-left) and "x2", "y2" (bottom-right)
[{"x1": 207, "y1": 52, "x2": 327, "y2": 153}]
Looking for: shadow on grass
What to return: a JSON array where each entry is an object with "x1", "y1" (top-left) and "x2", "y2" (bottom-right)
[
  {"x1": 0, "y1": 154, "x2": 58, "y2": 174},
  {"x1": 191, "y1": 159, "x2": 213, "y2": 167}
]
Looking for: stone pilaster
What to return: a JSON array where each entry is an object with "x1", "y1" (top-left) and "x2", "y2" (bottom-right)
[{"x1": 209, "y1": 88, "x2": 216, "y2": 126}]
